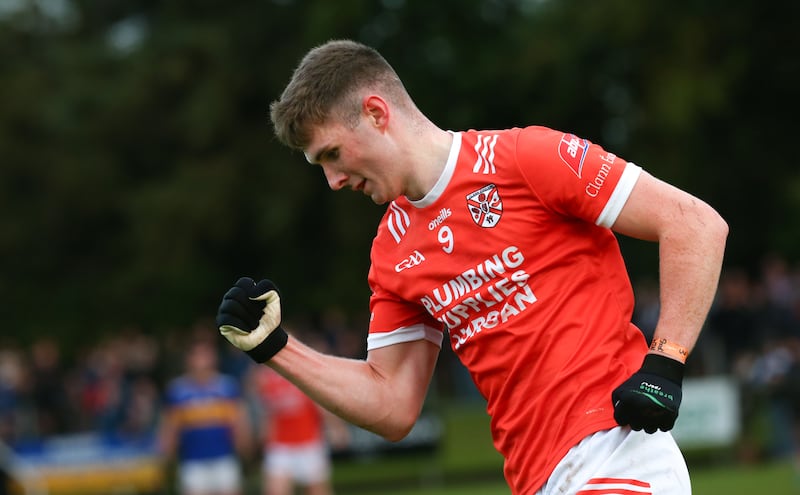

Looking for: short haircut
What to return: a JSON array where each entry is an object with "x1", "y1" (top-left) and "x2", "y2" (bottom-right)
[{"x1": 269, "y1": 39, "x2": 407, "y2": 150}]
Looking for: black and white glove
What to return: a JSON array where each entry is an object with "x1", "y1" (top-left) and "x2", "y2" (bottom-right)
[
  {"x1": 611, "y1": 354, "x2": 684, "y2": 433},
  {"x1": 216, "y1": 277, "x2": 288, "y2": 363}
]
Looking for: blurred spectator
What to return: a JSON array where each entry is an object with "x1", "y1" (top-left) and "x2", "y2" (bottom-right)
[
  {"x1": 704, "y1": 257, "x2": 800, "y2": 463},
  {"x1": 774, "y1": 339, "x2": 800, "y2": 459},
  {"x1": 77, "y1": 337, "x2": 129, "y2": 433},
  {"x1": 760, "y1": 254, "x2": 796, "y2": 309},
  {"x1": 250, "y1": 329, "x2": 349, "y2": 495},
  {"x1": 2, "y1": 255, "x2": 800, "y2": 478},
  {"x1": 754, "y1": 255, "x2": 800, "y2": 343},
  {"x1": 0, "y1": 348, "x2": 38, "y2": 444},
  {"x1": 251, "y1": 367, "x2": 345, "y2": 495},
  {"x1": 29, "y1": 337, "x2": 73, "y2": 436},
  {"x1": 116, "y1": 329, "x2": 162, "y2": 439},
  {"x1": 121, "y1": 327, "x2": 162, "y2": 382},
  {"x1": 0, "y1": 348, "x2": 37, "y2": 495},
  {"x1": 632, "y1": 278, "x2": 660, "y2": 344},
  {"x1": 118, "y1": 374, "x2": 160, "y2": 439},
  {"x1": 739, "y1": 336, "x2": 800, "y2": 461},
  {"x1": 707, "y1": 268, "x2": 760, "y2": 372},
  {"x1": 158, "y1": 334, "x2": 252, "y2": 495},
  {"x1": 317, "y1": 307, "x2": 363, "y2": 359}
]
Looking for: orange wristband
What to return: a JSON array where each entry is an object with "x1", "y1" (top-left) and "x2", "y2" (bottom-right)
[{"x1": 649, "y1": 338, "x2": 689, "y2": 363}]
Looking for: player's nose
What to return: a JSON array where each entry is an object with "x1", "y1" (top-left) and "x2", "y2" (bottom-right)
[{"x1": 322, "y1": 166, "x2": 349, "y2": 191}]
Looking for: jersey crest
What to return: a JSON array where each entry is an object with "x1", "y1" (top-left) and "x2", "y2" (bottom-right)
[{"x1": 466, "y1": 184, "x2": 503, "y2": 227}]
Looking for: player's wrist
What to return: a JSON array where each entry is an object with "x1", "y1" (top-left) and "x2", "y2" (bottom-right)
[
  {"x1": 245, "y1": 326, "x2": 288, "y2": 363},
  {"x1": 648, "y1": 338, "x2": 688, "y2": 363},
  {"x1": 640, "y1": 353, "x2": 685, "y2": 385}
]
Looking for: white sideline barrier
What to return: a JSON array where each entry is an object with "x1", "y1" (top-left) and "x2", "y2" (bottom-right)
[
  {"x1": 671, "y1": 375, "x2": 741, "y2": 449},
  {"x1": 0, "y1": 441, "x2": 48, "y2": 495}
]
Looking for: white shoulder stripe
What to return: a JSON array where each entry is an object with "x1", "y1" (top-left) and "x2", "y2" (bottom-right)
[
  {"x1": 367, "y1": 324, "x2": 443, "y2": 351},
  {"x1": 473, "y1": 134, "x2": 498, "y2": 174},
  {"x1": 387, "y1": 202, "x2": 410, "y2": 244},
  {"x1": 595, "y1": 163, "x2": 642, "y2": 228}
]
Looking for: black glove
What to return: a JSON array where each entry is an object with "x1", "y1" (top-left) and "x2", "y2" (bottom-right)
[
  {"x1": 216, "y1": 277, "x2": 288, "y2": 363},
  {"x1": 611, "y1": 353, "x2": 685, "y2": 433}
]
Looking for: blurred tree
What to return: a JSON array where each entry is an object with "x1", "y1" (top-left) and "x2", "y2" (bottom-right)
[{"x1": 0, "y1": 0, "x2": 796, "y2": 346}]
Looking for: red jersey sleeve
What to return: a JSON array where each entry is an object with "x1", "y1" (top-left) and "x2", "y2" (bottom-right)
[
  {"x1": 366, "y1": 211, "x2": 445, "y2": 352},
  {"x1": 515, "y1": 126, "x2": 642, "y2": 228},
  {"x1": 367, "y1": 267, "x2": 444, "y2": 351}
]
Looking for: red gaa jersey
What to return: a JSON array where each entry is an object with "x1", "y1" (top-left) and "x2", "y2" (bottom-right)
[
  {"x1": 366, "y1": 126, "x2": 649, "y2": 494},
  {"x1": 255, "y1": 367, "x2": 324, "y2": 446}
]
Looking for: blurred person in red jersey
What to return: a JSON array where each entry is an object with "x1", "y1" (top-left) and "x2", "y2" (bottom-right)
[{"x1": 251, "y1": 330, "x2": 348, "y2": 495}]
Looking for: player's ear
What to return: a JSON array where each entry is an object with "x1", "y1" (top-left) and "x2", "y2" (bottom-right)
[{"x1": 363, "y1": 95, "x2": 389, "y2": 130}]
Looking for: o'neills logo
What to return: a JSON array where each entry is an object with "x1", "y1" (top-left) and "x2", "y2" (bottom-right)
[
  {"x1": 428, "y1": 208, "x2": 452, "y2": 230},
  {"x1": 466, "y1": 184, "x2": 502, "y2": 227}
]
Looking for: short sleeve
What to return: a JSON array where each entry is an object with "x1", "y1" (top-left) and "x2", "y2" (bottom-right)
[
  {"x1": 515, "y1": 126, "x2": 641, "y2": 228},
  {"x1": 366, "y1": 280, "x2": 444, "y2": 351}
]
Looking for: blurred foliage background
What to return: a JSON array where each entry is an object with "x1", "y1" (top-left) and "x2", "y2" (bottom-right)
[{"x1": 0, "y1": 0, "x2": 797, "y2": 347}]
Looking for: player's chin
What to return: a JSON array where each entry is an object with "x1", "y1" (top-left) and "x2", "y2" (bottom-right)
[{"x1": 368, "y1": 191, "x2": 389, "y2": 205}]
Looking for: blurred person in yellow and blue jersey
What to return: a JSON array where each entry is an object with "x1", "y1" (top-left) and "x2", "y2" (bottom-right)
[{"x1": 158, "y1": 336, "x2": 252, "y2": 495}]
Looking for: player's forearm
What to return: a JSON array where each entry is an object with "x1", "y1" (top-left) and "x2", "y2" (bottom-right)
[
  {"x1": 267, "y1": 336, "x2": 431, "y2": 441},
  {"x1": 652, "y1": 200, "x2": 728, "y2": 354}
]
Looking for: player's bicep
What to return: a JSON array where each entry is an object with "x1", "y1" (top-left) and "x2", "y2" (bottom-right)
[
  {"x1": 611, "y1": 170, "x2": 695, "y2": 241},
  {"x1": 366, "y1": 339, "x2": 440, "y2": 412},
  {"x1": 515, "y1": 127, "x2": 634, "y2": 223}
]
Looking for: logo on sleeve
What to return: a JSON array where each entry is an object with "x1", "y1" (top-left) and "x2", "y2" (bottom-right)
[
  {"x1": 466, "y1": 184, "x2": 503, "y2": 227},
  {"x1": 558, "y1": 133, "x2": 589, "y2": 178}
]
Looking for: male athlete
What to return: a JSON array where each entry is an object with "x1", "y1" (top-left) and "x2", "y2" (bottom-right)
[
  {"x1": 215, "y1": 40, "x2": 728, "y2": 494},
  {"x1": 159, "y1": 338, "x2": 251, "y2": 495},
  {"x1": 252, "y1": 362, "x2": 346, "y2": 495}
]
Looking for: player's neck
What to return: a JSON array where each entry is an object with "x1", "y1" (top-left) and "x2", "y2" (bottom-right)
[{"x1": 403, "y1": 126, "x2": 453, "y2": 201}]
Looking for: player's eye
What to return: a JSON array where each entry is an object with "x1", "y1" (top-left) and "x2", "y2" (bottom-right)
[{"x1": 323, "y1": 148, "x2": 339, "y2": 162}]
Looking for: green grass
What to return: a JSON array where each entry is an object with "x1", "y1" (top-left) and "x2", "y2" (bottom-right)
[
  {"x1": 330, "y1": 401, "x2": 800, "y2": 495},
  {"x1": 154, "y1": 400, "x2": 799, "y2": 495},
  {"x1": 359, "y1": 480, "x2": 509, "y2": 495},
  {"x1": 332, "y1": 401, "x2": 504, "y2": 491},
  {"x1": 338, "y1": 461, "x2": 799, "y2": 495},
  {"x1": 692, "y1": 461, "x2": 798, "y2": 495}
]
